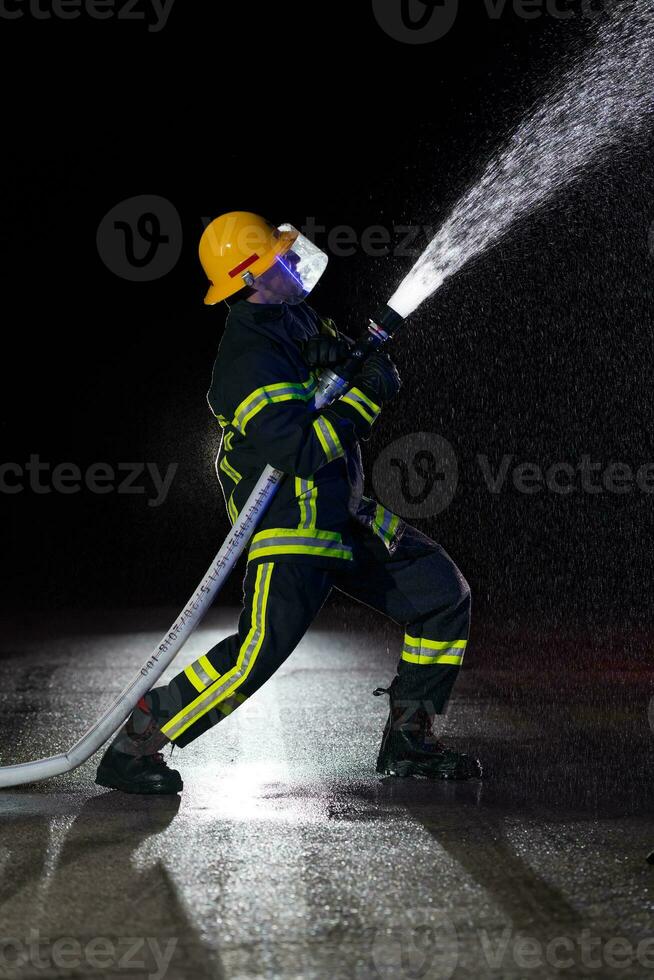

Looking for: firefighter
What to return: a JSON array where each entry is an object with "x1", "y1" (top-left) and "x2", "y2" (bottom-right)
[{"x1": 95, "y1": 212, "x2": 481, "y2": 794}]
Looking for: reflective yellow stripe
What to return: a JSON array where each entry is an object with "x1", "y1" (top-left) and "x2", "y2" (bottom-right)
[
  {"x1": 307, "y1": 484, "x2": 317, "y2": 528},
  {"x1": 313, "y1": 416, "x2": 344, "y2": 462},
  {"x1": 198, "y1": 654, "x2": 220, "y2": 681},
  {"x1": 405, "y1": 636, "x2": 467, "y2": 651},
  {"x1": 349, "y1": 386, "x2": 380, "y2": 414},
  {"x1": 184, "y1": 665, "x2": 206, "y2": 692},
  {"x1": 220, "y1": 455, "x2": 241, "y2": 484},
  {"x1": 313, "y1": 419, "x2": 331, "y2": 457},
  {"x1": 238, "y1": 391, "x2": 303, "y2": 433},
  {"x1": 373, "y1": 504, "x2": 400, "y2": 548},
  {"x1": 402, "y1": 651, "x2": 464, "y2": 666},
  {"x1": 218, "y1": 450, "x2": 242, "y2": 526},
  {"x1": 184, "y1": 654, "x2": 221, "y2": 692},
  {"x1": 249, "y1": 527, "x2": 353, "y2": 562},
  {"x1": 233, "y1": 379, "x2": 316, "y2": 435},
  {"x1": 341, "y1": 394, "x2": 375, "y2": 424},
  {"x1": 252, "y1": 528, "x2": 343, "y2": 541},
  {"x1": 250, "y1": 544, "x2": 353, "y2": 560},
  {"x1": 163, "y1": 562, "x2": 274, "y2": 740},
  {"x1": 341, "y1": 386, "x2": 382, "y2": 425},
  {"x1": 295, "y1": 478, "x2": 317, "y2": 530},
  {"x1": 401, "y1": 636, "x2": 467, "y2": 666},
  {"x1": 321, "y1": 416, "x2": 342, "y2": 454},
  {"x1": 295, "y1": 477, "x2": 306, "y2": 528},
  {"x1": 224, "y1": 430, "x2": 235, "y2": 451},
  {"x1": 215, "y1": 692, "x2": 248, "y2": 716}
]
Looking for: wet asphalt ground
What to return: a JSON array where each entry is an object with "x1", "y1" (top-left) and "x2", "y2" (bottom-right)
[{"x1": 0, "y1": 602, "x2": 653, "y2": 979}]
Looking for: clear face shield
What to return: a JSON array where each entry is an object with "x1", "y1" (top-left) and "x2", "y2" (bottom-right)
[{"x1": 250, "y1": 224, "x2": 329, "y2": 305}]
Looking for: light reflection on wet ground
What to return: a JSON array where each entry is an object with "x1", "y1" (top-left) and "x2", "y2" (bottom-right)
[{"x1": 0, "y1": 605, "x2": 653, "y2": 979}]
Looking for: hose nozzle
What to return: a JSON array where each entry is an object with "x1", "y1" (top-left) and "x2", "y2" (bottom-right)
[
  {"x1": 354, "y1": 305, "x2": 405, "y2": 361},
  {"x1": 316, "y1": 305, "x2": 407, "y2": 407},
  {"x1": 369, "y1": 305, "x2": 405, "y2": 342}
]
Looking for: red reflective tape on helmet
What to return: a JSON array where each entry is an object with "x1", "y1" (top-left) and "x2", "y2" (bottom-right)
[{"x1": 228, "y1": 253, "x2": 260, "y2": 278}]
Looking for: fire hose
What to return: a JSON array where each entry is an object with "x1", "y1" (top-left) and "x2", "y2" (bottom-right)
[{"x1": 0, "y1": 305, "x2": 405, "y2": 788}]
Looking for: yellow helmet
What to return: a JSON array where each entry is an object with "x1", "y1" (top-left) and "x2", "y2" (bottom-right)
[{"x1": 199, "y1": 211, "x2": 297, "y2": 305}]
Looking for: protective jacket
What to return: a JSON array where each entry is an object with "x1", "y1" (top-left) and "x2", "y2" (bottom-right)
[{"x1": 207, "y1": 299, "x2": 404, "y2": 569}]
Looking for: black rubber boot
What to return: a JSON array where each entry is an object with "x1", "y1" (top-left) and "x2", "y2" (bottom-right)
[
  {"x1": 374, "y1": 688, "x2": 482, "y2": 780},
  {"x1": 95, "y1": 696, "x2": 183, "y2": 795},
  {"x1": 95, "y1": 745, "x2": 183, "y2": 795}
]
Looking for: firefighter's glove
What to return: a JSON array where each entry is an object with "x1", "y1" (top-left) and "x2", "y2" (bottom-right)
[
  {"x1": 302, "y1": 336, "x2": 353, "y2": 370},
  {"x1": 354, "y1": 352, "x2": 402, "y2": 404}
]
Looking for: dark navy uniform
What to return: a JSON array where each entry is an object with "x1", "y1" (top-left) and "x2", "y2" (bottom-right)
[
  {"x1": 208, "y1": 298, "x2": 404, "y2": 566},
  {"x1": 143, "y1": 300, "x2": 471, "y2": 748}
]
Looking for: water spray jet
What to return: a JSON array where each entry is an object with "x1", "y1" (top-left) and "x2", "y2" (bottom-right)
[{"x1": 390, "y1": 0, "x2": 654, "y2": 320}]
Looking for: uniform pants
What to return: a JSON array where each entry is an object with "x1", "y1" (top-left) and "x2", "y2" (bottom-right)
[{"x1": 144, "y1": 523, "x2": 471, "y2": 748}]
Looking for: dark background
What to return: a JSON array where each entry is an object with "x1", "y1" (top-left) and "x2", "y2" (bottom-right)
[{"x1": 1, "y1": 1, "x2": 652, "y2": 649}]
